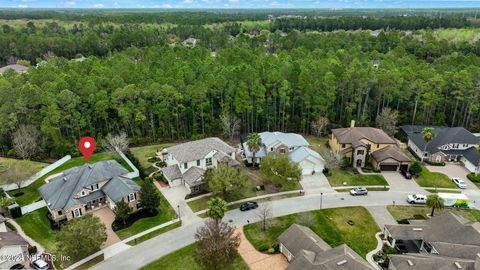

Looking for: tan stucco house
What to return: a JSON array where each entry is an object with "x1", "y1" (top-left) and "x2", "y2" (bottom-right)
[
  {"x1": 329, "y1": 121, "x2": 410, "y2": 171},
  {"x1": 39, "y1": 160, "x2": 141, "y2": 222}
]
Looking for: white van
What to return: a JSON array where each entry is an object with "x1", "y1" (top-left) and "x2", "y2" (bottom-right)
[{"x1": 407, "y1": 194, "x2": 427, "y2": 204}]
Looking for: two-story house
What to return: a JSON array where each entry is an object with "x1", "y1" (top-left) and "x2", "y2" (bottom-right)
[
  {"x1": 329, "y1": 121, "x2": 410, "y2": 171},
  {"x1": 401, "y1": 125, "x2": 480, "y2": 172},
  {"x1": 385, "y1": 212, "x2": 480, "y2": 270},
  {"x1": 242, "y1": 131, "x2": 325, "y2": 175},
  {"x1": 159, "y1": 137, "x2": 239, "y2": 193},
  {"x1": 39, "y1": 160, "x2": 141, "y2": 222}
]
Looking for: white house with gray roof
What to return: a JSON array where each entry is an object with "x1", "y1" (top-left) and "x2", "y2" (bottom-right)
[
  {"x1": 159, "y1": 137, "x2": 239, "y2": 193},
  {"x1": 39, "y1": 160, "x2": 141, "y2": 222},
  {"x1": 242, "y1": 132, "x2": 325, "y2": 175}
]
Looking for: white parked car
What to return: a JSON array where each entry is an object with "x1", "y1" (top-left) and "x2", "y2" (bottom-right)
[
  {"x1": 452, "y1": 177, "x2": 467, "y2": 189},
  {"x1": 407, "y1": 194, "x2": 427, "y2": 204},
  {"x1": 349, "y1": 187, "x2": 368, "y2": 196}
]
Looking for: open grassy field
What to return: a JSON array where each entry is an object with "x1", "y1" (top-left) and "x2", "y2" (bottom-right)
[
  {"x1": 415, "y1": 165, "x2": 457, "y2": 188},
  {"x1": 130, "y1": 143, "x2": 176, "y2": 169},
  {"x1": 244, "y1": 206, "x2": 379, "y2": 258},
  {"x1": 0, "y1": 157, "x2": 49, "y2": 185},
  {"x1": 8, "y1": 151, "x2": 131, "y2": 206},
  {"x1": 387, "y1": 205, "x2": 480, "y2": 222},
  {"x1": 141, "y1": 243, "x2": 249, "y2": 270}
]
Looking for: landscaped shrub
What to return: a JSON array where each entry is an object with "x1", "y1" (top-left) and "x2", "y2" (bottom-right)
[
  {"x1": 112, "y1": 208, "x2": 159, "y2": 231},
  {"x1": 267, "y1": 247, "x2": 275, "y2": 254},
  {"x1": 409, "y1": 161, "x2": 422, "y2": 176},
  {"x1": 154, "y1": 161, "x2": 167, "y2": 168},
  {"x1": 147, "y1": 157, "x2": 161, "y2": 163},
  {"x1": 340, "y1": 157, "x2": 351, "y2": 169},
  {"x1": 372, "y1": 168, "x2": 381, "y2": 173},
  {"x1": 28, "y1": 245, "x2": 37, "y2": 255},
  {"x1": 467, "y1": 173, "x2": 480, "y2": 182},
  {"x1": 9, "y1": 206, "x2": 22, "y2": 218},
  {"x1": 322, "y1": 167, "x2": 330, "y2": 175},
  {"x1": 426, "y1": 160, "x2": 445, "y2": 166}
]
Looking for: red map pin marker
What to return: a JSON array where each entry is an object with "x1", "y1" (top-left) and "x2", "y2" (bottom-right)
[{"x1": 78, "y1": 136, "x2": 96, "y2": 162}]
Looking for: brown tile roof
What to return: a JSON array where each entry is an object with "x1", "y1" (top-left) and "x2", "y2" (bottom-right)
[
  {"x1": 371, "y1": 146, "x2": 410, "y2": 163},
  {"x1": 0, "y1": 232, "x2": 27, "y2": 248},
  {"x1": 332, "y1": 127, "x2": 396, "y2": 144}
]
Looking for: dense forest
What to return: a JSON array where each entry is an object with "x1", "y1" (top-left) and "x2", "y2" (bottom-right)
[{"x1": 0, "y1": 10, "x2": 479, "y2": 159}]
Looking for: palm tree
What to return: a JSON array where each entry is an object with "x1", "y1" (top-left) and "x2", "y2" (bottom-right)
[
  {"x1": 207, "y1": 198, "x2": 228, "y2": 223},
  {"x1": 247, "y1": 133, "x2": 262, "y2": 168},
  {"x1": 426, "y1": 194, "x2": 444, "y2": 217},
  {"x1": 421, "y1": 127, "x2": 435, "y2": 163}
]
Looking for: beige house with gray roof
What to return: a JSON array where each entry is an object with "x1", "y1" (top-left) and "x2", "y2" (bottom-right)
[
  {"x1": 159, "y1": 137, "x2": 239, "y2": 193},
  {"x1": 278, "y1": 224, "x2": 374, "y2": 270}
]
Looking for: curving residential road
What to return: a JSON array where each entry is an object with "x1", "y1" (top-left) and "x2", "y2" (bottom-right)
[{"x1": 92, "y1": 189, "x2": 477, "y2": 270}]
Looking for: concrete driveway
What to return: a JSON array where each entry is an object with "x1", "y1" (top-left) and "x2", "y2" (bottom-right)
[
  {"x1": 381, "y1": 172, "x2": 424, "y2": 192},
  {"x1": 426, "y1": 164, "x2": 478, "y2": 190},
  {"x1": 91, "y1": 207, "x2": 121, "y2": 247},
  {"x1": 300, "y1": 173, "x2": 334, "y2": 194},
  {"x1": 156, "y1": 184, "x2": 201, "y2": 225}
]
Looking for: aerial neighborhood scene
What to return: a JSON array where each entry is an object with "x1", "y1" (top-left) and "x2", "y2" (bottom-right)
[{"x1": 1, "y1": 2, "x2": 480, "y2": 270}]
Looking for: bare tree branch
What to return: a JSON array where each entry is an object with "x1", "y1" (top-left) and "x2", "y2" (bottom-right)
[{"x1": 104, "y1": 132, "x2": 129, "y2": 153}]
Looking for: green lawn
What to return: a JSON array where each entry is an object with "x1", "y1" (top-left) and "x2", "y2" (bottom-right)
[
  {"x1": 8, "y1": 152, "x2": 131, "y2": 206},
  {"x1": 415, "y1": 165, "x2": 457, "y2": 188},
  {"x1": 127, "y1": 221, "x2": 181, "y2": 245},
  {"x1": 15, "y1": 207, "x2": 57, "y2": 252},
  {"x1": 0, "y1": 157, "x2": 49, "y2": 185},
  {"x1": 141, "y1": 243, "x2": 249, "y2": 270},
  {"x1": 425, "y1": 189, "x2": 461, "y2": 194},
  {"x1": 244, "y1": 206, "x2": 379, "y2": 258},
  {"x1": 327, "y1": 168, "x2": 388, "y2": 187},
  {"x1": 387, "y1": 205, "x2": 480, "y2": 222},
  {"x1": 130, "y1": 143, "x2": 176, "y2": 169},
  {"x1": 115, "y1": 192, "x2": 177, "y2": 240}
]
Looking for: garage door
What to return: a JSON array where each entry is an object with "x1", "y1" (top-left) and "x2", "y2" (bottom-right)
[
  {"x1": 170, "y1": 178, "x2": 183, "y2": 187},
  {"x1": 399, "y1": 164, "x2": 409, "y2": 172},
  {"x1": 380, "y1": 164, "x2": 398, "y2": 171}
]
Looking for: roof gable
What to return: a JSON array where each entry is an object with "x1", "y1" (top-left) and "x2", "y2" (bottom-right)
[
  {"x1": 165, "y1": 137, "x2": 234, "y2": 163},
  {"x1": 332, "y1": 127, "x2": 396, "y2": 145}
]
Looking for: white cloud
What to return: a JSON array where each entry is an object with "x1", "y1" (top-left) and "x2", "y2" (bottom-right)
[
  {"x1": 229, "y1": 0, "x2": 239, "y2": 3},
  {"x1": 65, "y1": 1, "x2": 76, "y2": 6},
  {"x1": 184, "y1": 0, "x2": 193, "y2": 4},
  {"x1": 161, "y1": 4, "x2": 172, "y2": 8},
  {"x1": 17, "y1": 4, "x2": 28, "y2": 7},
  {"x1": 94, "y1": 3, "x2": 104, "y2": 7}
]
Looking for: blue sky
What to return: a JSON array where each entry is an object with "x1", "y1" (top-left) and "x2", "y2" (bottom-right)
[{"x1": 2, "y1": 0, "x2": 480, "y2": 9}]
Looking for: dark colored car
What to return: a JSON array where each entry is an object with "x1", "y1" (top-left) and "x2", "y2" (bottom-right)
[
  {"x1": 401, "y1": 170, "x2": 412, "y2": 179},
  {"x1": 10, "y1": 264, "x2": 26, "y2": 270},
  {"x1": 240, "y1": 201, "x2": 258, "y2": 211}
]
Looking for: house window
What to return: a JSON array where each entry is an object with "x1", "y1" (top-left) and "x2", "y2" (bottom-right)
[
  {"x1": 73, "y1": 208, "x2": 81, "y2": 218},
  {"x1": 280, "y1": 149, "x2": 286, "y2": 154},
  {"x1": 424, "y1": 153, "x2": 428, "y2": 157},
  {"x1": 81, "y1": 191, "x2": 86, "y2": 196},
  {"x1": 57, "y1": 210, "x2": 63, "y2": 216},
  {"x1": 341, "y1": 144, "x2": 346, "y2": 148},
  {"x1": 377, "y1": 144, "x2": 379, "y2": 148},
  {"x1": 289, "y1": 147, "x2": 294, "y2": 151},
  {"x1": 357, "y1": 150, "x2": 365, "y2": 155},
  {"x1": 91, "y1": 184, "x2": 99, "y2": 191},
  {"x1": 206, "y1": 158, "x2": 212, "y2": 166},
  {"x1": 183, "y1": 163, "x2": 188, "y2": 169},
  {"x1": 128, "y1": 193, "x2": 136, "y2": 202},
  {"x1": 196, "y1": 160, "x2": 200, "y2": 166},
  {"x1": 192, "y1": 185, "x2": 201, "y2": 193},
  {"x1": 270, "y1": 147, "x2": 274, "y2": 151}
]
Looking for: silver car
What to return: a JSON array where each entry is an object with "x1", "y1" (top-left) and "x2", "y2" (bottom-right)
[{"x1": 350, "y1": 187, "x2": 368, "y2": 196}]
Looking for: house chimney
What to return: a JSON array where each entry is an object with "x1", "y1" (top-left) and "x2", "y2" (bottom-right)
[{"x1": 350, "y1": 120, "x2": 355, "y2": 128}]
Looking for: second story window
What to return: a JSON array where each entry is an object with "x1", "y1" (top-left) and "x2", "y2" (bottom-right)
[
  {"x1": 128, "y1": 193, "x2": 136, "y2": 202},
  {"x1": 196, "y1": 160, "x2": 200, "y2": 166},
  {"x1": 341, "y1": 144, "x2": 345, "y2": 148},
  {"x1": 357, "y1": 150, "x2": 364, "y2": 155},
  {"x1": 280, "y1": 149, "x2": 286, "y2": 154},
  {"x1": 183, "y1": 163, "x2": 188, "y2": 169},
  {"x1": 206, "y1": 158, "x2": 212, "y2": 166},
  {"x1": 81, "y1": 191, "x2": 86, "y2": 196}
]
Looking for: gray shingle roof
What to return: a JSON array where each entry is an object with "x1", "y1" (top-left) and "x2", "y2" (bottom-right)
[
  {"x1": 0, "y1": 232, "x2": 28, "y2": 248},
  {"x1": 183, "y1": 166, "x2": 205, "y2": 186},
  {"x1": 389, "y1": 254, "x2": 476, "y2": 270},
  {"x1": 164, "y1": 137, "x2": 235, "y2": 163},
  {"x1": 463, "y1": 147, "x2": 480, "y2": 165},
  {"x1": 332, "y1": 127, "x2": 396, "y2": 144},
  {"x1": 161, "y1": 165, "x2": 182, "y2": 180},
  {"x1": 401, "y1": 125, "x2": 479, "y2": 153},
  {"x1": 261, "y1": 132, "x2": 310, "y2": 148},
  {"x1": 39, "y1": 160, "x2": 135, "y2": 211},
  {"x1": 289, "y1": 146, "x2": 325, "y2": 163},
  {"x1": 102, "y1": 176, "x2": 140, "y2": 203},
  {"x1": 278, "y1": 224, "x2": 331, "y2": 256},
  {"x1": 0, "y1": 64, "x2": 28, "y2": 74}
]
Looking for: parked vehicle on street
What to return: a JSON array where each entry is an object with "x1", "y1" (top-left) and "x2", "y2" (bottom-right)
[
  {"x1": 407, "y1": 194, "x2": 427, "y2": 204},
  {"x1": 400, "y1": 170, "x2": 412, "y2": 179},
  {"x1": 452, "y1": 177, "x2": 467, "y2": 189},
  {"x1": 349, "y1": 187, "x2": 368, "y2": 196},
  {"x1": 30, "y1": 259, "x2": 49, "y2": 270},
  {"x1": 10, "y1": 264, "x2": 26, "y2": 270},
  {"x1": 240, "y1": 201, "x2": 258, "y2": 211},
  {"x1": 438, "y1": 193, "x2": 472, "y2": 208}
]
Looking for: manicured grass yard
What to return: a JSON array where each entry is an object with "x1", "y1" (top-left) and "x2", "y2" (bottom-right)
[
  {"x1": 415, "y1": 165, "x2": 457, "y2": 188},
  {"x1": 127, "y1": 221, "x2": 181, "y2": 245},
  {"x1": 327, "y1": 168, "x2": 388, "y2": 187},
  {"x1": 15, "y1": 207, "x2": 57, "y2": 252},
  {"x1": 0, "y1": 157, "x2": 48, "y2": 185},
  {"x1": 130, "y1": 143, "x2": 175, "y2": 169},
  {"x1": 244, "y1": 206, "x2": 379, "y2": 258},
  {"x1": 387, "y1": 205, "x2": 480, "y2": 222},
  {"x1": 115, "y1": 191, "x2": 177, "y2": 240},
  {"x1": 9, "y1": 152, "x2": 131, "y2": 206},
  {"x1": 141, "y1": 243, "x2": 249, "y2": 270},
  {"x1": 425, "y1": 188, "x2": 461, "y2": 194}
]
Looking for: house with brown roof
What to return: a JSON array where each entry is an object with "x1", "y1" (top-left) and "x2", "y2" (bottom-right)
[
  {"x1": 384, "y1": 212, "x2": 480, "y2": 270},
  {"x1": 0, "y1": 217, "x2": 29, "y2": 269},
  {"x1": 278, "y1": 224, "x2": 374, "y2": 270},
  {"x1": 329, "y1": 121, "x2": 410, "y2": 171}
]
